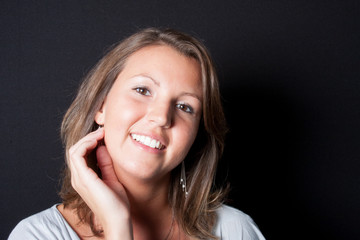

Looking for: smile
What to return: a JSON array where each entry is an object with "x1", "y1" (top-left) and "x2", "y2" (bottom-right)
[{"x1": 131, "y1": 134, "x2": 165, "y2": 150}]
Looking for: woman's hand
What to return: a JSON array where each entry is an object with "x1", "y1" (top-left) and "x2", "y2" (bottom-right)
[{"x1": 68, "y1": 128, "x2": 133, "y2": 240}]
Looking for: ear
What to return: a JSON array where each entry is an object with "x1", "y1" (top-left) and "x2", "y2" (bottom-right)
[{"x1": 95, "y1": 101, "x2": 106, "y2": 126}]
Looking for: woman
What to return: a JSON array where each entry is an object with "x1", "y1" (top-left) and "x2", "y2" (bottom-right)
[{"x1": 9, "y1": 28, "x2": 265, "y2": 240}]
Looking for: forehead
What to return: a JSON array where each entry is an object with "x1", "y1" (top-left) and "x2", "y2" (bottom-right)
[
  {"x1": 126, "y1": 44, "x2": 200, "y2": 71},
  {"x1": 120, "y1": 44, "x2": 203, "y2": 95}
]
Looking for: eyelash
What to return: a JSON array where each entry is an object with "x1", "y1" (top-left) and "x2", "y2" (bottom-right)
[
  {"x1": 133, "y1": 87, "x2": 194, "y2": 114},
  {"x1": 134, "y1": 86, "x2": 151, "y2": 96},
  {"x1": 176, "y1": 103, "x2": 194, "y2": 114}
]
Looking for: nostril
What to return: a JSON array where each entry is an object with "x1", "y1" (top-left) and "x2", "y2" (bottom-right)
[{"x1": 147, "y1": 105, "x2": 173, "y2": 128}]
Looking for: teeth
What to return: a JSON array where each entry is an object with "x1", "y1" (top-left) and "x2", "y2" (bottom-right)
[
  {"x1": 145, "y1": 137, "x2": 151, "y2": 145},
  {"x1": 131, "y1": 134, "x2": 164, "y2": 150},
  {"x1": 150, "y1": 139, "x2": 156, "y2": 148}
]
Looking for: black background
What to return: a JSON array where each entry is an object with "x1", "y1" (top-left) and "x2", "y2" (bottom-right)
[{"x1": 1, "y1": 1, "x2": 360, "y2": 239}]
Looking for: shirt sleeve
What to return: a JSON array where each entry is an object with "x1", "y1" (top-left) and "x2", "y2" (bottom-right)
[
  {"x1": 8, "y1": 218, "x2": 55, "y2": 240},
  {"x1": 8, "y1": 205, "x2": 79, "y2": 240},
  {"x1": 214, "y1": 205, "x2": 266, "y2": 240}
]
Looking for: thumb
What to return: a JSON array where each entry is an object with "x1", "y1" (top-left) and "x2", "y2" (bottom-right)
[{"x1": 96, "y1": 145, "x2": 118, "y2": 182}]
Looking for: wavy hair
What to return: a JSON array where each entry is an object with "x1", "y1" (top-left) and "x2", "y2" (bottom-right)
[{"x1": 60, "y1": 28, "x2": 228, "y2": 239}]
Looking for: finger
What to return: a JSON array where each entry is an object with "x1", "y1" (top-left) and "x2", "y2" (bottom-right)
[
  {"x1": 96, "y1": 145, "x2": 118, "y2": 182},
  {"x1": 69, "y1": 140, "x2": 99, "y2": 182},
  {"x1": 70, "y1": 128, "x2": 104, "y2": 156},
  {"x1": 69, "y1": 139, "x2": 99, "y2": 181},
  {"x1": 69, "y1": 129, "x2": 105, "y2": 186},
  {"x1": 68, "y1": 128, "x2": 104, "y2": 170},
  {"x1": 70, "y1": 139, "x2": 98, "y2": 161}
]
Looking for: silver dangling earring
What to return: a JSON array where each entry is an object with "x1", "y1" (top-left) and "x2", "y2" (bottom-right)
[{"x1": 180, "y1": 161, "x2": 188, "y2": 198}]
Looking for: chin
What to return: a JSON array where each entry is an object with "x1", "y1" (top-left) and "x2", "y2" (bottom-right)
[{"x1": 114, "y1": 160, "x2": 169, "y2": 182}]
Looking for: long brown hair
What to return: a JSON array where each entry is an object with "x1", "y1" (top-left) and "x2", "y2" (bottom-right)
[{"x1": 60, "y1": 28, "x2": 228, "y2": 239}]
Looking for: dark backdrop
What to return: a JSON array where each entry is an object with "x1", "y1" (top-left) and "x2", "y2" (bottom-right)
[{"x1": 1, "y1": 1, "x2": 360, "y2": 239}]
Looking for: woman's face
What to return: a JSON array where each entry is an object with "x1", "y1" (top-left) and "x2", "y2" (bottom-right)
[{"x1": 95, "y1": 45, "x2": 202, "y2": 182}]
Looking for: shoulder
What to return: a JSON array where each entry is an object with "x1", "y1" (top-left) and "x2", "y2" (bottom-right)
[
  {"x1": 8, "y1": 205, "x2": 79, "y2": 240},
  {"x1": 214, "y1": 205, "x2": 266, "y2": 240}
]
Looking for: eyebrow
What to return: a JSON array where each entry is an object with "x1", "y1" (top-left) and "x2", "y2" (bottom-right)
[
  {"x1": 181, "y1": 92, "x2": 202, "y2": 102},
  {"x1": 134, "y1": 74, "x2": 160, "y2": 86}
]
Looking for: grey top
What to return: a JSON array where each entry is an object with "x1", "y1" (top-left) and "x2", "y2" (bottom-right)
[{"x1": 8, "y1": 204, "x2": 265, "y2": 240}]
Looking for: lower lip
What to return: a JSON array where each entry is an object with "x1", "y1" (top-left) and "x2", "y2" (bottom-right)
[{"x1": 131, "y1": 136, "x2": 165, "y2": 154}]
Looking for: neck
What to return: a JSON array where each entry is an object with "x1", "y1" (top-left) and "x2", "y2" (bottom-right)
[
  {"x1": 119, "y1": 173, "x2": 175, "y2": 240},
  {"x1": 120, "y1": 172, "x2": 171, "y2": 209}
]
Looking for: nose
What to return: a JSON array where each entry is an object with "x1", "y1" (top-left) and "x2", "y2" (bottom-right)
[{"x1": 147, "y1": 102, "x2": 173, "y2": 128}]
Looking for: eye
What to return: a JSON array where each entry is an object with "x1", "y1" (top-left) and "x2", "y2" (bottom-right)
[
  {"x1": 134, "y1": 87, "x2": 151, "y2": 96},
  {"x1": 176, "y1": 103, "x2": 194, "y2": 114}
]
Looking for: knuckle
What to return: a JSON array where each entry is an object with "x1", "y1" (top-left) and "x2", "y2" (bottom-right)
[
  {"x1": 71, "y1": 178, "x2": 77, "y2": 189},
  {"x1": 69, "y1": 146, "x2": 75, "y2": 155}
]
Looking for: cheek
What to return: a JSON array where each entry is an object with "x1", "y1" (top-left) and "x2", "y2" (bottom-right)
[
  {"x1": 104, "y1": 99, "x2": 146, "y2": 157},
  {"x1": 105, "y1": 98, "x2": 144, "y2": 129},
  {"x1": 174, "y1": 120, "x2": 200, "y2": 155}
]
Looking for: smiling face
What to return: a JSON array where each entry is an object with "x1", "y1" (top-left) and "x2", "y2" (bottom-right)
[{"x1": 95, "y1": 45, "x2": 202, "y2": 183}]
